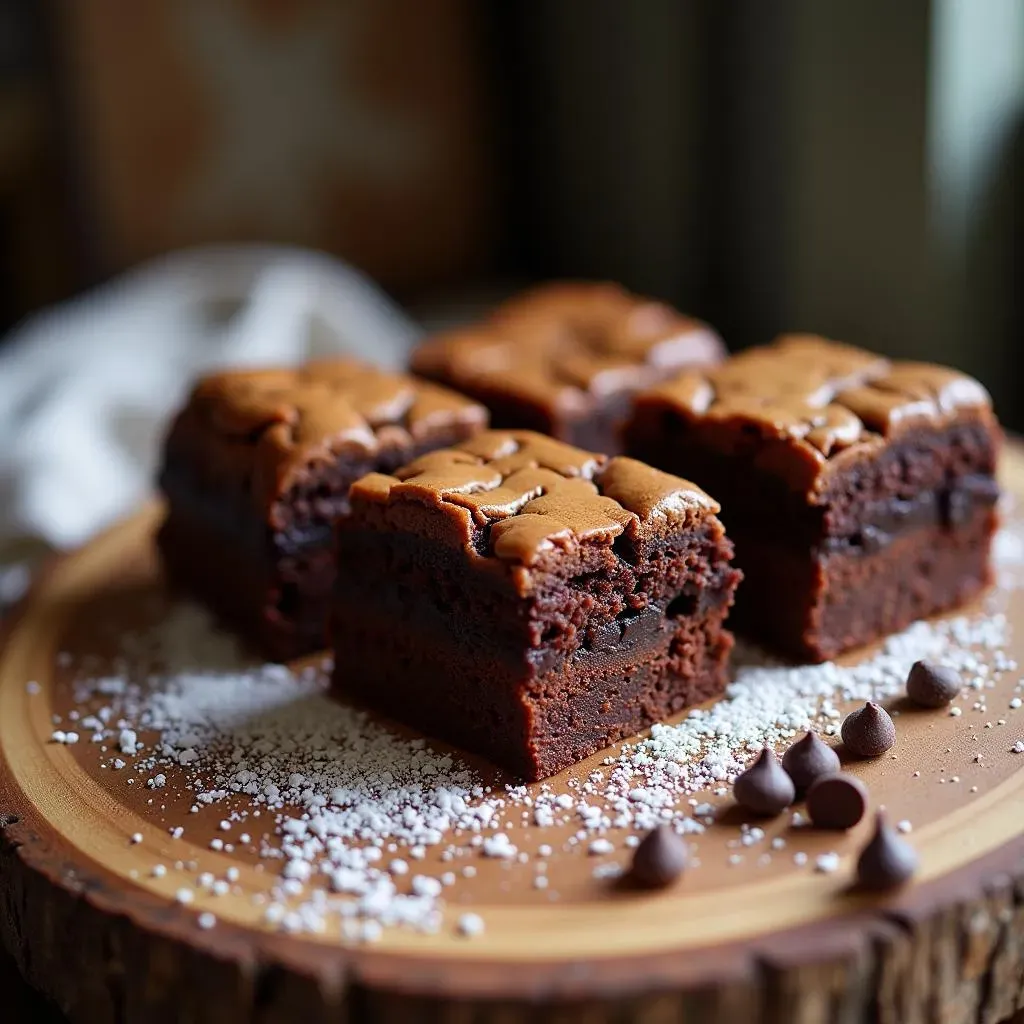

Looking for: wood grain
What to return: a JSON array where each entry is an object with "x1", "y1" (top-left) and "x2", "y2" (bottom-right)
[{"x1": 2, "y1": 447, "x2": 1024, "y2": 1023}]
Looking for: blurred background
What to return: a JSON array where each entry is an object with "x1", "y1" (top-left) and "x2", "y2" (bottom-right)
[{"x1": 0, "y1": 0, "x2": 1020, "y2": 418}]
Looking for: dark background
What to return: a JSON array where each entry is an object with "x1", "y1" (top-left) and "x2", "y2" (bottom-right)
[{"x1": 0, "y1": 0, "x2": 1020, "y2": 420}]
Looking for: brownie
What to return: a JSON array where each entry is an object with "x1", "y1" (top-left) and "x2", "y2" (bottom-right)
[
  {"x1": 410, "y1": 282, "x2": 725, "y2": 455},
  {"x1": 157, "y1": 360, "x2": 488, "y2": 661},
  {"x1": 625, "y1": 335, "x2": 1002, "y2": 662},
  {"x1": 331, "y1": 429, "x2": 740, "y2": 780}
]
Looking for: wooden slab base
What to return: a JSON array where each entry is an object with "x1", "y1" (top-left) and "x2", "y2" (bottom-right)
[{"x1": 3, "y1": 450, "x2": 1024, "y2": 1024}]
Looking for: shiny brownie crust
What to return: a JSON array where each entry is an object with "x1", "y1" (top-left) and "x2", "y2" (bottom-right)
[
  {"x1": 411, "y1": 282, "x2": 725, "y2": 455},
  {"x1": 157, "y1": 360, "x2": 487, "y2": 660},
  {"x1": 331, "y1": 430, "x2": 740, "y2": 780}
]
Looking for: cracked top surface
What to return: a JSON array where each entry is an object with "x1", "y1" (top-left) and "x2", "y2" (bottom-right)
[
  {"x1": 162, "y1": 360, "x2": 488, "y2": 513},
  {"x1": 410, "y1": 282, "x2": 725, "y2": 419},
  {"x1": 349, "y1": 430, "x2": 719, "y2": 565},
  {"x1": 631, "y1": 335, "x2": 996, "y2": 491}
]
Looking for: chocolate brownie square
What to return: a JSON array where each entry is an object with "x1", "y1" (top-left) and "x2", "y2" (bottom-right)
[
  {"x1": 158, "y1": 361, "x2": 488, "y2": 660},
  {"x1": 411, "y1": 282, "x2": 725, "y2": 454},
  {"x1": 331, "y1": 430, "x2": 740, "y2": 780},
  {"x1": 625, "y1": 335, "x2": 1001, "y2": 661}
]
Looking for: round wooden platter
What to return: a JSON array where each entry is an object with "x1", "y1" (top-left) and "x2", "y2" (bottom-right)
[{"x1": 3, "y1": 456, "x2": 1024, "y2": 1024}]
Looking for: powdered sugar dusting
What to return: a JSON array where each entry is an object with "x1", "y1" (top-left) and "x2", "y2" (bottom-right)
[
  {"x1": 617, "y1": 612, "x2": 1010, "y2": 800},
  {"x1": 49, "y1": 521, "x2": 1024, "y2": 943}
]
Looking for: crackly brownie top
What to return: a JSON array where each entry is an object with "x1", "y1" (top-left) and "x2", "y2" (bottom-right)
[
  {"x1": 635, "y1": 335, "x2": 995, "y2": 490},
  {"x1": 411, "y1": 282, "x2": 725, "y2": 411},
  {"x1": 350, "y1": 430, "x2": 718, "y2": 565},
  {"x1": 167, "y1": 360, "x2": 488, "y2": 509}
]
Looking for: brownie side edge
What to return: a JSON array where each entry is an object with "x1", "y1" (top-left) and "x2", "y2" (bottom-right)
[
  {"x1": 726, "y1": 505, "x2": 996, "y2": 662},
  {"x1": 626, "y1": 417, "x2": 1000, "y2": 552}
]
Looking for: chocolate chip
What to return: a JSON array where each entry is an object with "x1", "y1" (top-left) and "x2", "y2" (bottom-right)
[
  {"x1": 906, "y1": 660, "x2": 961, "y2": 708},
  {"x1": 841, "y1": 702, "x2": 896, "y2": 758},
  {"x1": 733, "y1": 747, "x2": 795, "y2": 816},
  {"x1": 805, "y1": 773, "x2": 868, "y2": 830},
  {"x1": 782, "y1": 731, "x2": 841, "y2": 794},
  {"x1": 856, "y1": 812, "x2": 918, "y2": 890},
  {"x1": 630, "y1": 825, "x2": 687, "y2": 887}
]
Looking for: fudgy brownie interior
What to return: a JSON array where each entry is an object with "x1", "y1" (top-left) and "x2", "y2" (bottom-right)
[{"x1": 332, "y1": 430, "x2": 740, "y2": 779}]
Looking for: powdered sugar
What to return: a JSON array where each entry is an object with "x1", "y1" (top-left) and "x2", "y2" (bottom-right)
[
  {"x1": 613, "y1": 612, "x2": 1010, "y2": 805},
  {"x1": 457, "y1": 912, "x2": 485, "y2": 937},
  {"x1": 53, "y1": 519, "x2": 1023, "y2": 943}
]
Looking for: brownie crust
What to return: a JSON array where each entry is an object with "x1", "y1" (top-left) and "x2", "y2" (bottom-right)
[
  {"x1": 332, "y1": 430, "x2": 740, "y2": 780},
  {"x1": 411, "y1": 282, "x2": 725, "y2": 454},
  {"x1": 627, "y1": 335, "x2": 998, "y2": 495},
  {"x1": 158, "y1": 360, "x2": 488, "y2": 660},
  {"x1": 626, "y1": 335, "x2": 1001, "y2": 661}
]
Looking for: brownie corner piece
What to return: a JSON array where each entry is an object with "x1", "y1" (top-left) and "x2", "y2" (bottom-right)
[
  {"x1": 332, "y1": 429, "x2": 740, "y2": 780},
  {"x1": 157, "y1": 360, "x2": 488, "y2": 661},
  {"x1": 410, "y1": 282, "x2": 725, "y2": 453},
  {"x1": 626, "y1": 334, "x2": 1001, "y2": 661}
]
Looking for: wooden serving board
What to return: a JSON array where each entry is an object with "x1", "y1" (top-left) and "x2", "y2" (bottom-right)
[{"x1": 3, "y1": 450, "x2": 1024, "y2": 1024}]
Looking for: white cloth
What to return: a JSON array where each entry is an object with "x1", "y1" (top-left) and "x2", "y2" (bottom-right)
[{"x1": 0, "y1": 246, "x2": 421, "y2": 552}]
